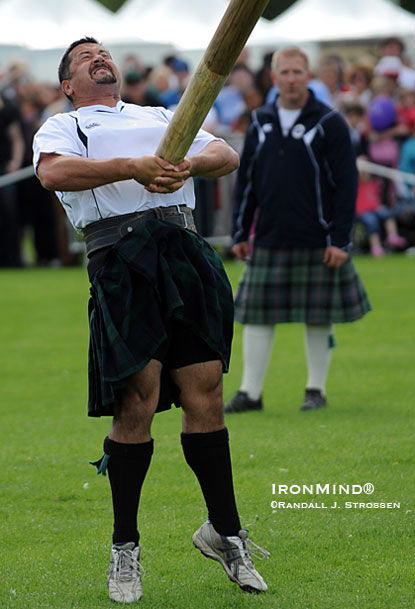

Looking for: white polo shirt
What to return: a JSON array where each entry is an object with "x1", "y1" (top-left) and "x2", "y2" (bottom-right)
[{"x1": 33, "y1": 101, "x2": 219, "y2": 230}]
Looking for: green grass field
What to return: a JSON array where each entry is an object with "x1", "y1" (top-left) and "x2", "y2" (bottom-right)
[{"x1": 1, "y1": 254, "x2": 414, "y2": 608}]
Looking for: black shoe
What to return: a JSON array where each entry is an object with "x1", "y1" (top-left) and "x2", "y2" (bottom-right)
[
  {"x1": 224, "y1": 391, "x2": 263, "y2": 414},
  {"x1": 300, "y1": 388, "x2": 327, "y2": 411}
]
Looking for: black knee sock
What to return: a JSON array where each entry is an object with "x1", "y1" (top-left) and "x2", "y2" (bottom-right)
[
  {"x1": 181, "y1": 428, "x2": 241, "y2": 537},
  {"x1": 103, "y1": 436, "x2": 154, "y2": 546}
]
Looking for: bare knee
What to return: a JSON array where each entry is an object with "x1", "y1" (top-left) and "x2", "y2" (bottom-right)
[
  {"x1": 110, "y1": 359, "x2": 162, "y2": 443},
  {"x1": 170, "y1": 361, "x2": 225, "y2": 433}
]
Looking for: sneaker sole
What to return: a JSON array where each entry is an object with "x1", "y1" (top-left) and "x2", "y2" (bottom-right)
[
  {"x1": 192, "y1": 535, "x2": 261, "y2": 594},
  {"x1": 108, "y1": 583, "x2": 143, "y2": 603}
]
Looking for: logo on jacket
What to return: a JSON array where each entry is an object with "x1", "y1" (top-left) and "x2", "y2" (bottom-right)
[
  {"x1": 84, "y1": 122, "x2": 101, "y2": 129},
  {"x1": 292, "y1": 123, "x2": 306, "y2": 139}
]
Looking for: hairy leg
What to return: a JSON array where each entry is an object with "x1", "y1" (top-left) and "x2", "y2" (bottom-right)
[
  {"x1": 170, "y1": 359, "x2": 224, "y2": 433},
  {"x1": 105, "y1": 359, "x2": 162, "y2": 545},
  {"x1": 109, "y1": 359, "x2": 162, "y2": 443}
]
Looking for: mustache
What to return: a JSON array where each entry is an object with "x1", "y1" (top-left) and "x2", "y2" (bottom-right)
[{"x1": 89, "y1": 63, "x2": 114, "y2": 77}]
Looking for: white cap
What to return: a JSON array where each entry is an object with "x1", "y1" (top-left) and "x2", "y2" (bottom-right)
[{"x1": 374, "y1": 56, "x2": 402, "y2": 77}]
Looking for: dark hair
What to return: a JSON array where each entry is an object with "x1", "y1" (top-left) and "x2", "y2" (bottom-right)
[
  {"x1": 381, "y1": 36, "x2": 405, "y2": 54},
  {"x1": 58, "y1": 36, "x2": 100, "y2": 83},
  {"x1": 342, "y1": 102, "x2": 365, "y2": 117},
  {"x1": 124, "y1": 70, "x2": 144, "y2": 85}
]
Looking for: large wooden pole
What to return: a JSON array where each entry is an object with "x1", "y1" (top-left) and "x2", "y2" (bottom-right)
[{"x1": 156, "y1": 0, "x2": 270, "y2": 163}]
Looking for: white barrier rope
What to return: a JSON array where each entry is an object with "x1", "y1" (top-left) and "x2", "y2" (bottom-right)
[
  {"x1": 356, "y1": 158, "x2": 415, "y2": 186},
  {"x1": 0, "y1": 158, "x2": 414, "y2": 201},
  {"x1": 0, "y1": 165, "x2": 34, "y2": 188}
]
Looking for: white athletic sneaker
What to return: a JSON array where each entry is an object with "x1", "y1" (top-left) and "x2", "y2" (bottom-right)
[
  {"x1": 107, "y1": 542, "x2": 144, "y2": 603},
  {"x1": 192, "y1": 521, "x2": 269, "y2": 593}
]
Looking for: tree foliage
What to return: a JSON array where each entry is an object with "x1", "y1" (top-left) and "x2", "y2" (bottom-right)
[
  {"x1": 95, "y1": 0, "x2": 296, "y2": 17},
  {"x1": 262, "y1": 0, "x2": 295, "y2": 20},
  {"x1": 95, "y1": 0, "x2": 415, "y2": 17},
  {"x1": 96, "y1": 0, "x2": 127, "y2": 13},
  {"x1": 262, "y1": 0, "x2": 415, "y2": 19},
  {"x1": 400, "y1": 0, "x2": 415, "y2": 13}
]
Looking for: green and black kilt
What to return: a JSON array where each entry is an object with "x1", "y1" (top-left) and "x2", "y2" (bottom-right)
[
  {"x1": 234, "y1": 246, "x2": 371, "y2": 325},
  {"x1": 87, "y1": 219, "x2": 234, "y2": 417}
]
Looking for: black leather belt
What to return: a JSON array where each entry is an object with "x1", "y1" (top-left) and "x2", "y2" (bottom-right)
[{"x1": 82, "y1": 205, "x2": 195, "y2": 257}]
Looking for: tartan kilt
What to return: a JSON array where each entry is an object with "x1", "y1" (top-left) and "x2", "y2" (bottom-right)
[
  {"x1": 234, "y1": 247, "x2": 371, "y2": 325},
  {"x1": 87, "y1": 219, "x2": 234, "y2": 417}
]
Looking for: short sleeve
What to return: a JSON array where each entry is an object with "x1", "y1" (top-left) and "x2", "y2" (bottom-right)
[
  {"x1": 187, "y1": 128, "x2": 221, "y2": 156},
  {"x1": 32, "y1": 113, "x2": 85, "y2": 174}
]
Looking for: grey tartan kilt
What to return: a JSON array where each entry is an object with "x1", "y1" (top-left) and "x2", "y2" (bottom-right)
[{"x1": 234, "y1": 247, "x2": 371, "y2": 325}]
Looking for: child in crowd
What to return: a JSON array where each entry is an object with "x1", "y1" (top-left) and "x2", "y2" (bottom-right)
[
  {"x1": 356, "y1": 162, "x2": 407, "y2": 256},
  {"x1": 342, "y1": 102, "x2": 368, "y2": 155}
]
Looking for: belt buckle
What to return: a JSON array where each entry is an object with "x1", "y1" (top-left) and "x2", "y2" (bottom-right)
[{"x1": 175, "y1": 204, "x2": 188, "y2": 229}]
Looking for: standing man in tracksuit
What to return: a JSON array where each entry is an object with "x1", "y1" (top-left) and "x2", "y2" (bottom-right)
[{"x1": 225, "y1": 46, "x2": 371, "y2": 414}]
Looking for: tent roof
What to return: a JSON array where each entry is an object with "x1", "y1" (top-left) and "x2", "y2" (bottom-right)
[
  {"x1": 114, "y1": 0, "x2": 273, "y2": 50},
  {"x1": 253, "y1": 0, "x2": 415, "y2": 43},
  {"x1": 0, "y1": 0, "x2": 116, "y2": 49},
  {"x1": 111, "y1": 0, "x2": 415, "y2": 50},
  {"x1": 2, "y1": 0, "x2": 415, "y2": 52},
  {"x1": 115, "y1": 0, "x2": 228, "y2": 48}
]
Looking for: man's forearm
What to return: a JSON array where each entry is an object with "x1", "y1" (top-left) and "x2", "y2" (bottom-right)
[
  {"x1": 189, "y1": 141, "x2": 239, "y2": 179},
  {"x1": 38, "y1": 155, "x2": 134, "y2": 191},
  {"x1": 37, "y1": 153, "x2": 190, "y2": 193},
  {"x1": 37, "y1": 141, "x2": 237, "y2": 194}
]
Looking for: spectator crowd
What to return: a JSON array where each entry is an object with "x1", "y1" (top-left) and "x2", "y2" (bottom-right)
[{"x1": 1, "y1": 36, "x2": 415, "y2": 267}]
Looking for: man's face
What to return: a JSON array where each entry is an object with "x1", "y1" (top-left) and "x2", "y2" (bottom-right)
[
  {"x1": 382, "y1": 41, "x2": 402, "y2": 57},
  {"x1": 272, "y1": 54, "x2": 310, "y2": 109},
  {"x1": 62, "y1": 43, "x2": 121, "y2": 101}
]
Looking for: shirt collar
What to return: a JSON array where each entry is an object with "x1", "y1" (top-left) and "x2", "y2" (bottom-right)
[{"x1": 77, "y1": 100, "x2": 125, "y2": 113}]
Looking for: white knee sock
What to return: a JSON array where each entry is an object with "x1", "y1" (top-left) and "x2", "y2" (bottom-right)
[
  {"x1": 305, "y1": 324, "x2": 334, "y2": 394},
  {"x1": 240, "y1": 324, "x2": 275, "y2": 400}
]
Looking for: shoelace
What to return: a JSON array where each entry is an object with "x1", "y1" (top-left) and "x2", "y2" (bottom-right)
[
  {"x1": 114, "y1": 549, "x2": 145, "y2": 582},
  {"x1": 242, "y1": 538, "x2": 271, "y2": 563}
]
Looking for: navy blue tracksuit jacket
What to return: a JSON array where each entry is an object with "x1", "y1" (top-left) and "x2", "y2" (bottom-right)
[{"x1": 232, "y1": 90, "x2": 358, "y2": 250}]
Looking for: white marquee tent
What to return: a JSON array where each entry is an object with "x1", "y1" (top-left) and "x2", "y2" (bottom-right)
[
  {"x1": 113, "y1": 0, "x2": 415, "y2": 69},
  {"x1": 248, "y1": 0, "x2": 415, "y2": 44},
  {"x1": 114, "y1": 0, "x2": 276, "y2": 51},
  {"x1": 112, "y1": 0, "x2": 287, "y2": 70},
  {"x1": 0, "y1": 0, "x2": 175, "y2": 82},
  {"x1": 0, "y1": 0, "x2": 116, "y2": 49},
  {"x1": 2, "y1": 0, "x2": 415, "y2": 82}
]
